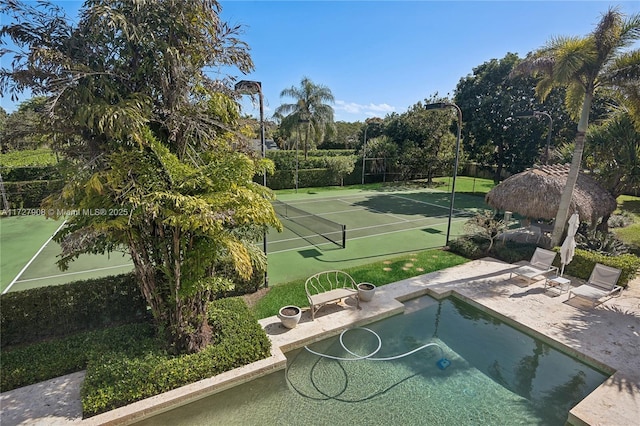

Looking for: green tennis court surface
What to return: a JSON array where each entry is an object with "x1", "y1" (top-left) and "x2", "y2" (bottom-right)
[
  {"x1": 1, "y1": 215, "x2": 132, "y2": 293},
  {"x1": 266, "y1": 187, "x2": 481, "y2": 284},
  {"x1": 1, "y1": 186, "x2": 483, "y2": 293}
]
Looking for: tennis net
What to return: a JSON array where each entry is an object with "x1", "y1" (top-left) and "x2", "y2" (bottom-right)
[{"x1": 272, "y1": 200, "x2": 346, "y2": 248}]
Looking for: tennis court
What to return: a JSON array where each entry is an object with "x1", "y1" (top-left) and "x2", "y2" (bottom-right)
[
  {"x1": 0, "y1": 186, "x2": 483, "y2": 293},
  {"x1": 266, "y1": 186, "x2": 481, "y2": 284},
  {"x1": 1, "y1": 215, "x2": 132, "y2": 294}
]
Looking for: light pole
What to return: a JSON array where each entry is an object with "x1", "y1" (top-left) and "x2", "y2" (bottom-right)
[
  {"x1": 234, "y1": 80, "x2": 268, "y2": 287},
  {"x1": 514, "y1": 111, "x2": 553, "y2": 165},
  {"x1": 361, "y1": 123, "x2": 369, "y2": 185},
  {"x1": 425, "y1": 102, "x2": 462, "y2": 246}
]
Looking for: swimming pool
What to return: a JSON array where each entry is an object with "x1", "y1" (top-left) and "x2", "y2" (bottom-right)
[{"x1": 134, "y1": 296, "x2": 608, "y2": 425}]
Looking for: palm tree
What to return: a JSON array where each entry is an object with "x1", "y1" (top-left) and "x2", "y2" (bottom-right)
[
  {"x1": 587, "y1": 112, "x2": 640, "y2": 201},
  {"x1": 513, "y1": 7, "x2": 640, "y2": 247},
  {"x1": 275, "y1": 77, "x2": 335, "y2": 158}
]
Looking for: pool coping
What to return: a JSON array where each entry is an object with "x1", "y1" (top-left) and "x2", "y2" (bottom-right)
[{"x1": 2, "y1": 257, "x2": 638, "y2": 425}]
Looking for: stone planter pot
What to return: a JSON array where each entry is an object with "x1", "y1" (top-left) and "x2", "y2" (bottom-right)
[
  {"x1": 278, "y1": 306, "x2": 302, "y2": 329},
  {"x1": 357, "y1": 282, "x2": 376, "y2": 302}
]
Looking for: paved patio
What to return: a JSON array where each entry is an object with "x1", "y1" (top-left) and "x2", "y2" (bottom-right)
[{"x1": 2, "y1": 257, "x2": 639, "y2": 425}]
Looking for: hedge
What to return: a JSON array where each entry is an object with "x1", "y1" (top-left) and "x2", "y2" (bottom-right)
[
  {"x1": 449, "y1": 237, "x2": 639, "y2": 287},
  {"x1": 552, "y1": 248, "x2": 640, "y2": 287},
  {"x1": 81, "y1": 297, "x2": 271, "y2": 417},
  {"x1": 0, "y1": 273, "x2": 148, "y2": 348},
  {"x1": 2, "y1": 165, "x2": 61, "y2": 181},
  {"x1": 3, "y1": 179, "x2": 65, "y2": 209},
  {"x1": 265, "y1": 168, "x2": 338, "y2": 190},
  {"x1": 0, "y1": 323, "x2": 155, "y2": 392},
  {"x1": 266, "y1": 149, "x2": 355, "y2": 167}
]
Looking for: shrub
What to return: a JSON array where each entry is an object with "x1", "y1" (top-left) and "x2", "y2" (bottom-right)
[
  {"x1": 554, "y1": 248, "x2": 639, "y2": 287},
  {"x1": 81, "y1": 297, "x2": 270, "y2": 417},
  {"x1": 0, "y1": 273, "x2": 148, "y2": 348},
  {"x1": 0, "y1": 323, "x2": 156, "y2": 392},
  {"x1": 608, "y1": 212, "x2": 634, "y2": 229},
  {"x1": 449, "y1": 235, "x2": 540, "y2": 264},
  {"x1": 2, "y1": 165, "x2": 61, "y2": 181},
  {"x1": 491, "y1": 241, "x2": 540, "y2": 264},
  {"x1": 3, "y1": 179, "x2": 65, "y2": 209},
  {"x1": 448, "y1": 236, "x2": 489, "y2": 259},
  {"x1": 463, "y1": 211, "x2": 509, "y2": 252},
  {"x1": 575, "y1": 229, "x2": 630, "y2": 255}
]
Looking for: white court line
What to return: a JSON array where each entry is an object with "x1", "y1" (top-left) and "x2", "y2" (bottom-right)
[
  {"x1": 277, "y1": 187, "x2": 445, "y2": 206},
  {"x1": 269, "y1": 214, "x2": 442, "y2": 246},
  {"x1": 284, "y1": 192, "x2": 463, "y2": 219},
  {"x1": 3, "y1": 220, "x2": 67, "y2": 295},
  {"x1": 268, "y1": 217, "x2": 467, "y2": 255},
  {"x1": 13, "y1": 263, "x2": 134, "y2": 284},
  {"x1": 388, "y1": 194, "x2": 466, "y2": 213},
  {"x1": 338, "y1": 198, "x2": 413, "y2": 222}
]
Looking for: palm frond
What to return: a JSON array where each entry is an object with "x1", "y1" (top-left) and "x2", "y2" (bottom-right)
[
  {"x1": 552, "y1": 37, "x2": 595, "y2": 85},
  {"x1": 565, "y1": 81, "x2": 587, "y2": 121},
  {"x1": 534, "y1": 76, "x2": 556, "y2": 102},
  {"x1": 617, "y1": 12, "x2": 640, "y2": 48}
]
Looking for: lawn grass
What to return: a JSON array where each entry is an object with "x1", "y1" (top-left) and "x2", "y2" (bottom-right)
[
  {"x1": 251, "y1": 248, "x2": 468, "y2": 319},
  {"x1": 432, "y1": 175, "x2": 496, "y2": 195},
  {"x1": 614, "y1": 195, "x2": 640, "y2": 250},
  {"x1": 0, "y1": 148, "x2": 58, "y2": 167},
  {"x1": 273, "y1": 176, "x2": 496, "y2": 197}
]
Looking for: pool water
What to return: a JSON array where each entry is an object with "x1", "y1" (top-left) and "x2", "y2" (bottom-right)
[{"x1": 135, "y1": 296, "x2": 608, "y2": 425}]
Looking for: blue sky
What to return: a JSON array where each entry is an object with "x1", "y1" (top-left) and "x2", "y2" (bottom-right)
[{"x1": 2, "y1": 1, "x2": 640, "y2": 122}]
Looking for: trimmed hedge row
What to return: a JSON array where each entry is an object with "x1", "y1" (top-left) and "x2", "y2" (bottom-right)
[
  {"x1": 3, "y1": 179, "x2": 65, "y2": 209},
  {"x1": 266, "y1": 168, "x2": 338, "y2": 190},
  {"x1": 1, "y1": 323, "x2": 155, "y2": 392},
  {"x1": 449, "y1": 237, "x2": 639, "y2": 286},
  {"x1": 266, "y1": 149, "x2": 355, "y2": 169},
  {"x1": 81, "y1": 297, "x2": 271, "y2": 417},
  {"x1": 552, "y1": 248, "x2": 640, "y2": 286},
  {"x1": 2, "y1": 165, "x2": 61, "y2": 181},
  {"x1": 0, "y1": 273, "x2": 148, "y2": 348}
]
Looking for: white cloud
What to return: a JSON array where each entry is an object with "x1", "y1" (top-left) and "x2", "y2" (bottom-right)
[{"x1": 334, "y1": 100, "x2": 395, "y2": 117}]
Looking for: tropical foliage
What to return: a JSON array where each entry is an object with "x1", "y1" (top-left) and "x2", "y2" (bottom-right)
[
  {"x1": 586, "y1": 112, "x2": 640, "y2": 198},
  {"x1": 454, "y1": 53, "x2": 579, "y2": 180},
  {"x1": 384, "y1": 97, "x2": 458, "y2": 183},
  {"x1": 512, "y1": 7, "x2": 640, "y2": 246},
  {"x1": 1, "y1": 0, "x2": 280, "y2": 354},
  {"x1": 274, "y1": 77, "x2": 336, "y2": 158}
]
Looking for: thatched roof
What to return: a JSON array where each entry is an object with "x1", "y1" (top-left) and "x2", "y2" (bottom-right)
[{"x1": 485, "y1": 164, "x2": 617, "y2": 224}]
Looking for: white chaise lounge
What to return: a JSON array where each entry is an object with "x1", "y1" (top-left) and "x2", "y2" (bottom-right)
[
  {"x1": 509, "y1": 247, "x2": 558, "y2": 285},
  {"x1": 567, "y1": 263, "x2": 622, "y2": 307}
]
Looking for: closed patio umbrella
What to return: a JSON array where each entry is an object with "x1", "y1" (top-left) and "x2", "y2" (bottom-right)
[{"x1": 559, "y1": 213, "x2": 580, "y2": 276}]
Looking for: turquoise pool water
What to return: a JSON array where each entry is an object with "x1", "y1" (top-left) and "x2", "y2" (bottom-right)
[{"x1": 135, "y1": 296, "x2": 608, "y2": 425}]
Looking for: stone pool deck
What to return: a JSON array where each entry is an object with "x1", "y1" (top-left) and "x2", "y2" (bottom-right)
[{"x1": 2, "y1": 257, "x2": 639, "y2": 425}]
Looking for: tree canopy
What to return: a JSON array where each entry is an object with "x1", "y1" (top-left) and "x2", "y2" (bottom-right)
[
  {"x1": 274, "y1": 77, "x2": 336, "y2": 158},
  {"x1": 383, "y1": 97, "x2": 457, "y2": 183},
  {"x1": 455, "y1": 53, "x2": 578, "y2": 181},
  {"x1": 513, "y1": 7, "x2": 640, "y2": 246},
  {"x1": 1, "y1": 0, "x2": 280, "y2": 354}
]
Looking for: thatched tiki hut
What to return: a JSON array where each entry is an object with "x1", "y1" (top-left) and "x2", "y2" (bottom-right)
[{"x1": 485, "y1": 164, "x2": 616, "y2": 228}]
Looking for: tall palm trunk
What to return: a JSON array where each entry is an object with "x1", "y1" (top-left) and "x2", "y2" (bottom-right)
[
  {"x1": 550, "y1": 91, "x2": 593, "y2": 247},
  {"x1": 303, "y1": 121, "x2": 310, "y2": 160}
]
